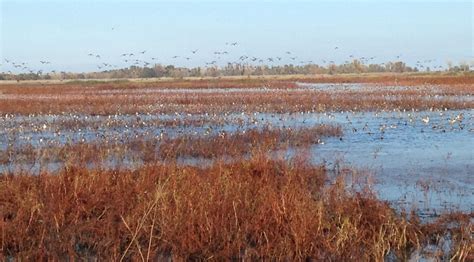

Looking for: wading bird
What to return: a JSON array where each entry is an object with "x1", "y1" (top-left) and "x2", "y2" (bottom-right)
[{"x1": 421, "y1": 116, "x2": 430, "y2": 124}]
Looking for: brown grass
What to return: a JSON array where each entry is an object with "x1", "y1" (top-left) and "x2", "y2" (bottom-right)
[
  {"x1": 158, "y1": 125, "x2": 342, "y2": 159},
  {"x1": 291, "y1": 73, "x2": 474, "y2": 86},
  {"x1": 0, "y1": 74, "x2": 472, "y2": 115},
  {"x1": 0, "y1": 88, "x2": 472, "y2": 115},
  {"x1": 1, "y1": 153, "x2": 471, "y2": 260},
  {"x1": 0, "y1": 125, "x2": 342, "y2": 169}
]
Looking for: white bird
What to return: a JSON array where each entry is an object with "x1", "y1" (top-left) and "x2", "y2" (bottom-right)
[{"x1": 421, "y1": 116, "x2": 430, "y2": 124}]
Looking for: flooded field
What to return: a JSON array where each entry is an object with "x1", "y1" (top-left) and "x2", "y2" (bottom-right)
[
  {"x1": 1, "y1": 82, "x2": 472, "y2": 217},
  {"x1": 1, "y1": 78, "x2": 473, "y2": 260}
]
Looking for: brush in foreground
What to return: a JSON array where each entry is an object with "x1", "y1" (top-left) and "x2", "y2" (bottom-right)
[{"x1": 1, "y1": 154, "x2": 472, "y2": 260}]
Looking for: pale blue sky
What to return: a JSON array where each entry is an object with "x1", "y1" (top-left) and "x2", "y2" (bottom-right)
[{"x1": 1, "y1": 0, "x2": 472, "y2": 73}]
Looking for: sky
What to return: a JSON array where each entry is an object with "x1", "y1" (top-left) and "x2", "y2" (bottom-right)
[{"x1": 1, "y1": 0, "x2": 473, "y2": 73}]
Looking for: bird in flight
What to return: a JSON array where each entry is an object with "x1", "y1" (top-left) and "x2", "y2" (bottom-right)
[
  {"x1": 334, "y1": 47, "x2": 339, "y2": 50},
  {"x1": 191, "y1": 49, "x2": 198, "y2": 54},
  {"x1": 140, "y1": 50, "x2": 146, "y2": 54}
]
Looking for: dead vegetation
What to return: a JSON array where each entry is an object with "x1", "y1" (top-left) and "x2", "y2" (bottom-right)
[
  {"x1": 2, "y1": 153, "x2": 472, "y2": 260},
  {"x1": 0, "y1": 87, "x2": 472, "y2": 116},
  {"x1": 0, "y1": 124, "x2": 342, "y2": 170}
]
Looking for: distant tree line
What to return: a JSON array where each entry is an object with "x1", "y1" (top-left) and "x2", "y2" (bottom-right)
[{"x1": 0, "y1": 60, "x2": 472, "y2": 81}]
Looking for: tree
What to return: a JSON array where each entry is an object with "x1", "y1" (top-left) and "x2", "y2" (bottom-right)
[{"x1": 140, "y1": 67, "x2": 157, "y2": 78}]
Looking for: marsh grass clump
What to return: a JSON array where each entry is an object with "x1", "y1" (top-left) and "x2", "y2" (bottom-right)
[
  {"x1": 2, "y1": 154, "x2": 471, "y2": 260},
  {"x1": 0, "y1": 124, "x2": 342, "y2": 170},
  {"x1": 0, "y1": 153, "x2": 451, "y2": 261},
  {"x1": 158, "y1": 125, "x2": 342, "y2": 159}
]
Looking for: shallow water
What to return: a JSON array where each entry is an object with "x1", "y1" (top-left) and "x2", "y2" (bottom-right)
[{"x1": 244, "y1": 109, "x2": 473, "y2": 216}]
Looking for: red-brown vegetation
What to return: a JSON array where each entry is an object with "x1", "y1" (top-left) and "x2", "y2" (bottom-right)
[{"x1": 1, "y1": 154, "x2": 472, "y2": 260}]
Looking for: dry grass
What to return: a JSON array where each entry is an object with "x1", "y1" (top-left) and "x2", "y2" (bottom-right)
[
  {"x1": 0, "y1": 74, "x2": 472, "y2": 115},
  {"x1": 0, "y1": 87, "x2": 472, "y2": 115},
  {"x1": 1, "y1": 153, "x2": 472, "y2": 260},
  {"x1": 158, "y1": 125, "x2": 341, "y2": 159},
  {"x1": 0, "y1": 125, "x2": 342, "y2": 169},
  {"x1": 292, "y1": 73, "x2": 474, "y2": 86}
]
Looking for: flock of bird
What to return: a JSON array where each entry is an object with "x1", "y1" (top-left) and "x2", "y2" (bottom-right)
[
  {"x1": 1, "y1": 105, "x2": 470, "y2": 144},
  {"x1": 1, "y1": 42, "x2": 459, "y2": 75}
]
